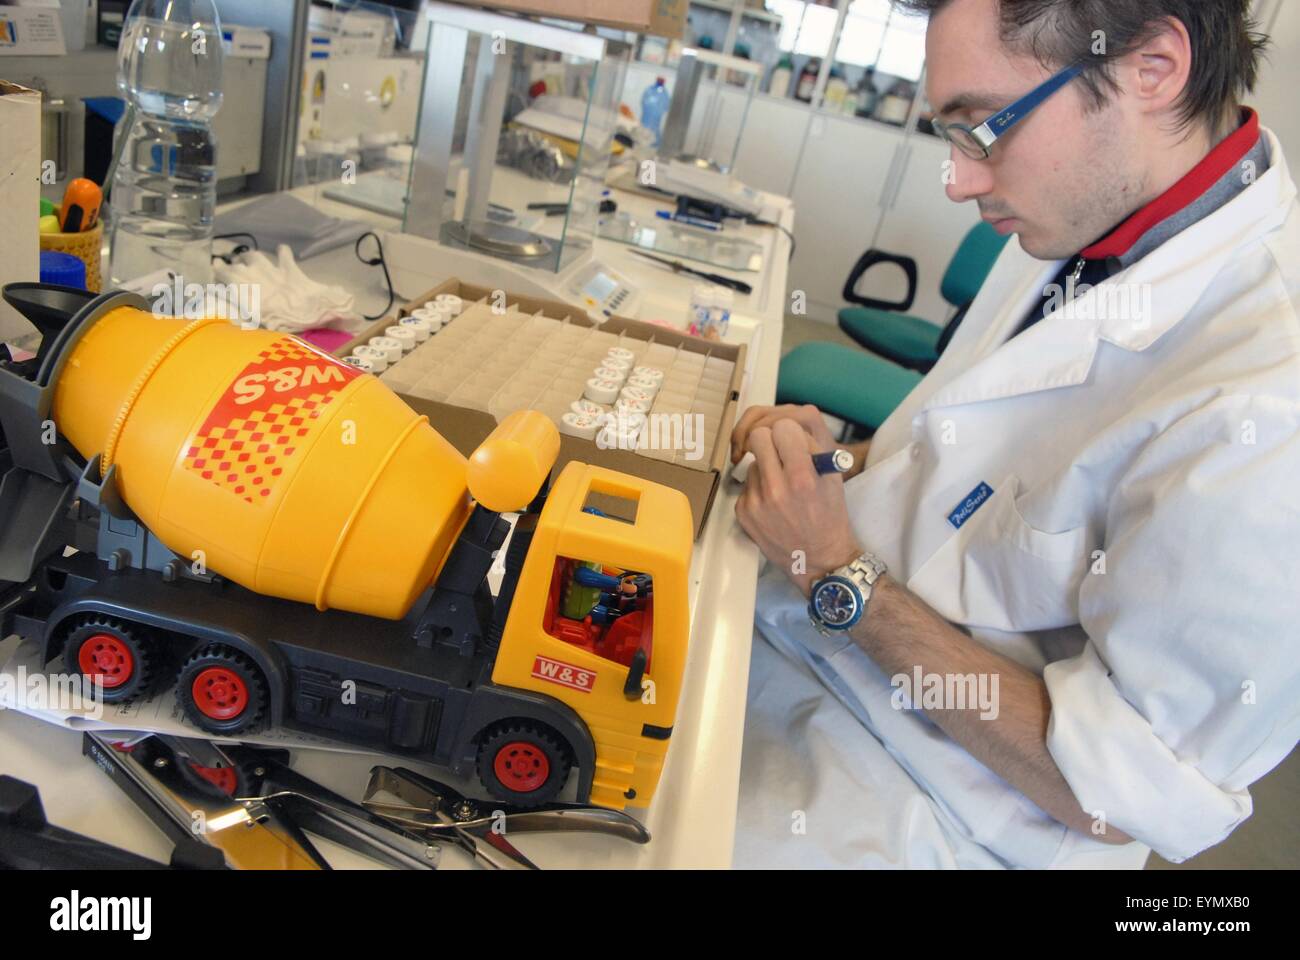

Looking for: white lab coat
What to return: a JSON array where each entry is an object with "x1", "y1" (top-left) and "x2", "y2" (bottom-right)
[{"x1": 736, "y1": 127, "x2": 1300, "y2": 868}]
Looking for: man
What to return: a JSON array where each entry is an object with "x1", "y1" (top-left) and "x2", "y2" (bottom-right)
[{"x1": 730, "y1": 0, "x2": 1299, "y2": 868}]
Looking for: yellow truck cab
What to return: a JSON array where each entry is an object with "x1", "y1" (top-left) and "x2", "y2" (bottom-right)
[{"x1": 491, "y1": 462, "x2": 692, "y2": 810}]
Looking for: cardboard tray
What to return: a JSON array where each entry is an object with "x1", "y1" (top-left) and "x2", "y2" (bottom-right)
[{"x1": 336, "y1": 279, "x2": 745, "y2": 539}]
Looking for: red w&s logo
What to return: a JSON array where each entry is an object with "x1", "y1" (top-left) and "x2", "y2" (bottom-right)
[{"x1": 531, "y1": 656, "x2": 595, "y2": 693}]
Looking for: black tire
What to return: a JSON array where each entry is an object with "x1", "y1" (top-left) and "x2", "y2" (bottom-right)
[
  {"x1": 476, "y1": 720, "x2": 572, "y2": 807},
  {"x1": 62, "y1": 616, "x2": 156, "y2": 704},
  {"x1": 176, "y1": 645, "x2": 268, "y2": 735}
]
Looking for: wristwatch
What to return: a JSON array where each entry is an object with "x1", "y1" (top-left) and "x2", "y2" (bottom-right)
[{"x1": 808, "y1": 553, "x2": 888, "y2": 636}]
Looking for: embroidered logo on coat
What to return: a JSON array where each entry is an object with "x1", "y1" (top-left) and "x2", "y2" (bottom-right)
[{"x1": 948, "y1": 482, "x2": 994, "y2": 529}]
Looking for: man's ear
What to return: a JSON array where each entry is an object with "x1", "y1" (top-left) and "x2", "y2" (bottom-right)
[{"x1": 1114, "y1": 16, "x2": 1194, "y2": 119}]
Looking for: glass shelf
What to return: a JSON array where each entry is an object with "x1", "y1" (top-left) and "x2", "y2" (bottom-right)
[{"x1": 598, "y1": 211, "x2": 763, "y2": 272}]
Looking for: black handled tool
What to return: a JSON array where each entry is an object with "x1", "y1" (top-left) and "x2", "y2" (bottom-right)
[
  {"x1": 0, "y1": 773, "x2": 222, "y2": 869},
  {"x1": 628, "y1": 248, "x2": 753, "y2": 295}
]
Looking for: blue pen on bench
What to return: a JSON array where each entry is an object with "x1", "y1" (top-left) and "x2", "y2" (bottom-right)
[
  {"x1": 812, "y1": 449, "x2": 855, "y2": 476},
  {"x1": 655, "y1": 210, "x2": 722, "y2": 231}
]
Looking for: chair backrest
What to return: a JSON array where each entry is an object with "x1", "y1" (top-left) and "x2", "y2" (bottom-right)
[{"x1": 940, "y1": 221, "x2": 1010, "y2": 308}]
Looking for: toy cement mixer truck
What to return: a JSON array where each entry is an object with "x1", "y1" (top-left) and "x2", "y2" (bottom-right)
[{"x1": 0, "y1": 283, "x2": 694, "y2": 810}]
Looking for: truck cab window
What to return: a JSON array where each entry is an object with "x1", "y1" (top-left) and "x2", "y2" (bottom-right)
[{"x1": 543, "y1": 556, "x2": 654, "y2": 672}]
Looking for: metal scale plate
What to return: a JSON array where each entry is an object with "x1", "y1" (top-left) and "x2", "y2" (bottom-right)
[{"x1": 444, "y1": 220, "x2": 553, "y2": 260}]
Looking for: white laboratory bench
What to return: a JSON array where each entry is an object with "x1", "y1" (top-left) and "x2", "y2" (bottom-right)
[{"x1": 0, "y1": 172, "x2": 792, "y2": 869}]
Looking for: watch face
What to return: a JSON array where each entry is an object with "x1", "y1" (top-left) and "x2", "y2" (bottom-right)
[{"x1": 812, "y1": 576, "x2": 861, "y2": 629}]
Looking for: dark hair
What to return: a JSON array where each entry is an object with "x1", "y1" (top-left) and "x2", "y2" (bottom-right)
[{"x1": 896, "y1": 0, "x2": 1269, "y2": 134}]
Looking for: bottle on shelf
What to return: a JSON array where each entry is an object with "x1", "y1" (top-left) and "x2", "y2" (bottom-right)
[
  {"x1": 824, "y1": 66, "x2": 849, "y2": 112},
  {"x1": 726, "y1": 43, "x2": 753, "y2": 86},
  {"x1": 855, "y1": 66, "x2": 881, "y2": 118},
  {"x1": 795, "y1": 58, "x2": 821, "y2": 102},
  {"x1": 768, "y1": 54, "x2": 794, "y2": 98}
]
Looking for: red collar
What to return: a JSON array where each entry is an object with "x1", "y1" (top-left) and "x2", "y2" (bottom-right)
[{"x1": 1081, "y1": 109, "x2": 1261, "y2": 260}]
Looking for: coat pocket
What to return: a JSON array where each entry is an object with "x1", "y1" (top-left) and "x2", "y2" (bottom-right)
[{"x1": 906, "y1": 474, "x2": 1092, "y2": 632}]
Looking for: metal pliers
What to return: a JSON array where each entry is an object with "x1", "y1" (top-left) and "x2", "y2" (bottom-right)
[{"x1": 361, "y1": 765, "x2": 651, "y2": 869}]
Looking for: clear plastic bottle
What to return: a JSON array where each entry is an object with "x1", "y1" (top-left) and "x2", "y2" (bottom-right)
[
  {"x1": 640, "y1": 78, "x2": 671, "y2": 148},
  {"x1": 109, "y1": 0, "x2": 224, "y2": 287}
]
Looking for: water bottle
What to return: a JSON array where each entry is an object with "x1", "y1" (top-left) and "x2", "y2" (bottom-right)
[
  {"x1": 109, "y1": 0, "x2": 224, "y2": 287},
  {"x1": 640, "y1": 77, "x2": 670, "y2": 148}
]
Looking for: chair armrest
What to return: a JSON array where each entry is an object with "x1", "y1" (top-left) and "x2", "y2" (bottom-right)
[
  {"x1": 842, "y1": 250, "x2": 919, "y2": 312},
  {"x1": 933, "y1": 302, "x2": 970, "y2": 361}
]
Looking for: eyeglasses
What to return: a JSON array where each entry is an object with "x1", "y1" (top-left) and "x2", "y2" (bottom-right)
[{"x1": 933, "y1": 61, "x2": 1085, "y2": 160}]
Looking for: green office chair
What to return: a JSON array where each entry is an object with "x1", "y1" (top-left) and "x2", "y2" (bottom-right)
[
  {"x1": 776, "y1": 341, "x2": 924, "y2": 435},
  {"x1": 776, "y1": 223, "x2": 1005, "y2": 437},
  {"x1": 838, "y1": 221, "x2": 1009, "y2": 372}
]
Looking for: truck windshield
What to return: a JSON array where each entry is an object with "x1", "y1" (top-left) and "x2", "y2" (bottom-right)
[{"x1": 541, "y1": 556, "x2": 653, "y2": 671}]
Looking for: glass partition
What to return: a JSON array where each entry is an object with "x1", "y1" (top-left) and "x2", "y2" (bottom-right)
[
  {"x1": 400, "y1": 2, "x2": 630, "y2": 274},
  {"x1": 660, "y1": 48, "x2": 761, "y2": 173},
  {"x1": 295, "y1": 0, "x2": 426, "y2": 204}
]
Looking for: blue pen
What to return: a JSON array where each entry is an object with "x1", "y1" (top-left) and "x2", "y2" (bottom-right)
[
  {"x1": 655, "y1": 210, "x2": 722, "y2": 232},
  {"x1": 812, "y1": 449, "x2": 855, "y2": 475}
]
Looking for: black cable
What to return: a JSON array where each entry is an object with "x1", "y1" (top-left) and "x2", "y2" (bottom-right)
[
  {"x1": 745, "y1": 216, "x2": 797, "y2": 261},
  {"x1": 214, "y1": 232, "x2": 259, "y2": 250},
  {"x1": 354, "y1": 231, "x2": 402, "y2": 320},
  {"x1": 211, "y1": 232, "x2": 260, "y2": 265},
  {"x1": 209, "y1": 231, "x2": 405, "y2": 320}
]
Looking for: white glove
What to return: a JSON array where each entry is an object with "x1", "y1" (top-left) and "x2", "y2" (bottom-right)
[{"x1": 213, "y1": 245, "x2": 358, "y2": 332}]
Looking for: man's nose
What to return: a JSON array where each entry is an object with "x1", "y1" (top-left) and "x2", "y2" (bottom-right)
[{"x1": 945, "y1": 147, "x2": 994, "y2": 203}]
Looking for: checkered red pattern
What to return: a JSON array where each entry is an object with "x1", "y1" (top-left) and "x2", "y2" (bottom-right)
[{"x1": 182, "y1": 337, "x2": 359, "y2": 504}]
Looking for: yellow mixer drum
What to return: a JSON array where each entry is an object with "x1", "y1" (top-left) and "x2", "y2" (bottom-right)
[{"x1": 52, "y1": 307, "x2": 471, "y2": 620}]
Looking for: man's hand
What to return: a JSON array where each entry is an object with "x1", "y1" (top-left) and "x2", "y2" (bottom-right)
[
  {"x1": 731, "y1": 404, "x2": 836, "y2": 465},
  {"x1": 735, "y1": 419, "x2": 863, "y2": 595},
  {"x1": 731, "y1": 403, "x2": 870, "y2": 479}
]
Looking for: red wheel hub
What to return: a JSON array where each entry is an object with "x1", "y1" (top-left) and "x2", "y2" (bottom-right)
[
  {"x1": 77, "y1": 633, "x2": 134, "y2": 689},
  {"x1": 191, "y1": 667, "x2": 249, "y2": 720},
  {"x1": 189, "y1": 762, "x2": 238, "y2": 796},
  {"x1": 493, "y1": 740, "x2": 550, "y2": 793}
]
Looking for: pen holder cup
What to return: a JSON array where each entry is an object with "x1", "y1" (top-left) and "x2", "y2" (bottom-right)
[{"x1": 41, "y1": 221, "x2": 103, "y2": 293}]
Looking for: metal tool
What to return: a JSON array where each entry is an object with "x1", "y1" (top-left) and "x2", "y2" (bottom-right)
[
  {"x1": 84, "y1": 733, "x2": 649, "y2": 869},
  {"x1": 84, "y1": 733, "x2": 440, "y2": 870},
  {"x1": 362, "y1": 765, "x2": 651, "y2": 870},
  {"x1": 229, "y1": 746, "x2": 444, "y2": 871},
  {"x1": 627, "y1": 248, "x2": 753, "y2": 295},
  {"x1": 529, "y1": 199, "x2": 617, "y2": 217},
  {"x1": 84, "y1": 732, "x2": 329, "y2": 869}
]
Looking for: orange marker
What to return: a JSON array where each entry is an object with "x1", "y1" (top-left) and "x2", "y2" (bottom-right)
[{"x1": 59, "y1": 178, "x2": 102, "y2": 233}]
